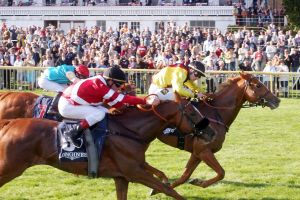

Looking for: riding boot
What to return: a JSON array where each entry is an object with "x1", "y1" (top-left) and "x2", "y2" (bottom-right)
[
  {"x1": 64, "y1": 122, "x2": 85, "y2": 148},
  {"x1": 47, "y1": 92, "x2": 63, "y2": 115}
]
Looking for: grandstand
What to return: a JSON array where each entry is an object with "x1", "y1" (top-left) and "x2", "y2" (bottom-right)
[{"x1": 0, "y1": 6, "x2": 235, "y2": 34}]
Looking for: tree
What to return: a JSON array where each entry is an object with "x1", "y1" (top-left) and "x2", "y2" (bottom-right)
[{"x1": 283, "y1": 0, "x2": 300, "y2": 28}]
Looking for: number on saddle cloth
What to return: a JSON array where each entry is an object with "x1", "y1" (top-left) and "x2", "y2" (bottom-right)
[
  {"x1": 33, "y1": 95, "x2": 62, "y2": 121},
  {"x1": 57, "y1": 116, "x2": 108, "y2": 163}
]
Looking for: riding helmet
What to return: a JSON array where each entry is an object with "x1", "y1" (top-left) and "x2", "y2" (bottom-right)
[
  {"x1": 188, "y1": 61, "x2": 206, "y2": 77},
  {"x1": 103, "y1": 65, "x2": 127, "y2": 84},
  {"x1": 75, "y1": 65, "x2": 90, "y2": 79}
]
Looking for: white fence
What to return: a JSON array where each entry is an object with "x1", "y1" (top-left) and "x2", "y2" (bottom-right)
[{"x1": 0, "y1": 66, "x2": 300, "y2": 98}]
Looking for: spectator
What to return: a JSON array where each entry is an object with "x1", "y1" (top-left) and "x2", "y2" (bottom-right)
[
  {"x1": 265, "y1": 41, "x2": 277, "y2": 60},
  {"x1": 290, "y1": 48, "x2": 300, "y2": 72},
  {"x1": 252, "y1": 46, "x2": 266, "y2": 71},
  {"x1": 87, "y1": 57, "x2": 97, "y2": 68},
  {"x1": 42, "y1": 54, "x2": 54, "y2": 67},
  {"x1": 277, "y1": 59, "x2": 289, "y2": 97},
  {"x1": 283, "y1": 49, "x2": 292, "y2": 71},
  {"x1": 263, "y1": 61, "x2": 276, "y2": 92},
  {"x1": 239, "y1": 59, "x2": 253, "y2": 71},
  {"x1": 2, "y1": 57, "x2": 12, "y2": 89},
  {"x1": 14, "y1": 55, "x2": 25, "y2": 85},
  {"x1": 223, "y1": 47, "x2": 236, "y2": 71}
]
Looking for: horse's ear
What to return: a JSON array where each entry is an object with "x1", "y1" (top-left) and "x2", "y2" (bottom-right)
[{"x1": 174, "y1": 91, "x2": 181, "y2": 103}]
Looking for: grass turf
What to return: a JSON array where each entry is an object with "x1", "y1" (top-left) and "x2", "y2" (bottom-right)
[{"x1": 0, "y1": 96, "x2": 299, "y2": 200}]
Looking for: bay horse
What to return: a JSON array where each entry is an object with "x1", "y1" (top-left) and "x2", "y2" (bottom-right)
[
  {"x1": 154, "y1": 73, "x2": 280, "y2": 190},
  {"x1": 0, "y1": 93, "x2": 203, "y2": 200}
]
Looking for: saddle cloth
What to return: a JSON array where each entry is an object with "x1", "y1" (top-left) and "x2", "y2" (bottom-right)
[
  {"x1": 57, "y1": 116, "x2": 108, "y2": 163},
  {"x1": 32, "y1": 95, "x2": 62, "y2": 121}
]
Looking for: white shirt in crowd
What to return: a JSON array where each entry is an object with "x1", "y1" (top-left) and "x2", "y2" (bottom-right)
[{"x1": 14, "y1": 59, "x2": 24, "y2": 67}]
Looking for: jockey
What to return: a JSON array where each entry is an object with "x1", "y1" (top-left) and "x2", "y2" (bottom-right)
[
  {"x1": 148, "y1": 61, "x2": 206, "y2": 101},
  {"x1": 58, "y1": 66, "x2": 153, "y2": 147},
  {"x1": 38, "y1": 64, "x2": 90, "y2": 114}
]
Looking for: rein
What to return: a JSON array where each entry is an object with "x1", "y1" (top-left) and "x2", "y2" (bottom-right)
[
  {"x1": 137, "y1": 95, "x2": 197, "y2": 129},
  {"x1": 198, "y1": 79, "x2": 250, "y2": 131},
  {"x1": 201, "y1": 80, "x2": 249, "y2": 110}
]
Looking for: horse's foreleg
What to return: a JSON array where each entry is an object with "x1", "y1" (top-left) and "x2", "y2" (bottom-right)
[
  {"x1": 171, "y1": 154, "x2": 201, "y2": 189},
  {"x1": 143, "y1": 162, "x2": 169, "y2": 183},
  {"x1": 131, "y1": 166, "x2": 185, "y2": 200},
  {"x1": 189, "y1": 149, "x2": 225, "y2": 188},
  {"x1": 114, "y1": 177, "x2": 129, "y2": 200},
  {"x1": 0, "y1": 165, "x2": 28, "y2": 187}
]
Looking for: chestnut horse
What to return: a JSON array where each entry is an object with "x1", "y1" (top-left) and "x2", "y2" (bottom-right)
[
  {"x1": 0, "y1": 94, "x2": 203, "y2": 200},
  {"x1": 154, "y1": 73, "x2": 280, "y2": 190},
  {"x1": 0, "y1": 91, "x2": 38, "y2": 119},
  {"x1": 0, "y1": 84, "x2": 134, "y2": 120}
]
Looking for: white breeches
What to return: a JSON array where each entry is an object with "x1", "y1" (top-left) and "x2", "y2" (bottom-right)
[
  {"x1": 58, "y1": 96, "x2": 108, "y2": 127},
  {"x1": 38, "y1": 76, "x2": 68, "y2": 92},
  {"x1": 148, "y1": 83, "x2": 175, "y2": 101}
]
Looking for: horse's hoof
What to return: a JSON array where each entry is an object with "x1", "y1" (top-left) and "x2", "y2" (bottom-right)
[
  {"x1": 188, "y1": 178, "x2": 200, "y2": 185},
  {"x1": 188, "y1": 179, "x2": 209, "y2": 188},
  {"x1": 149, "y1": 189, "x2": 158, "y2": 196}
]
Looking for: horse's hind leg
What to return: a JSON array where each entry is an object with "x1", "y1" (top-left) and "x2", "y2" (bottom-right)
[
  {"x1": 189, "y1": 149, "x2": 225, "y2": 188},
  {"x1": 114, "y1": 177, "x2": 129, "y2": 200},
  {"x1": 130, "y1": 165, "x2": 186, "y2": 200},
  {"x1": 171, "y1": 154, "x2": 201, "y2": 189}
]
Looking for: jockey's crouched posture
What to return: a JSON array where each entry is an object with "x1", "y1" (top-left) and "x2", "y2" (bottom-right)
[
  {"x1": 148, "y1": 61, "x2": 209, "y2": 131},
  {"x1": 148, "y1": 61, "x2": 206, "y2": 101},
  {"x1": 38, "y1": 64, "x2": 90, "y2": 114},
  {"x1": 58, "y1": 66, "x2": 157, "y2": 147}
]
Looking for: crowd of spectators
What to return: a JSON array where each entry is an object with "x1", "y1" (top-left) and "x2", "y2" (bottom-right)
[
  {"x1": 0, "y1": 20, "x2": 299, "y2": 95},
  {"x1": 233, "y1": 1, "x2": 285, "y2": 27}
]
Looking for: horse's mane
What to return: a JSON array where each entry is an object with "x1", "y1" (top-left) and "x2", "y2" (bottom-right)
[{"x1": 207, "y1": 76, "x2": 242, "y2": 99}]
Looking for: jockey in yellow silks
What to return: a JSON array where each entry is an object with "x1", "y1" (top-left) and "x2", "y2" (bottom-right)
[{"x1": 148, "y1": 61, "x2": 206, "y2": 101}]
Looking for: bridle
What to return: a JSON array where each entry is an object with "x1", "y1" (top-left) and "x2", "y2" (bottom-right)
[
  {"x1": 245, "y1": 77, "x2": 272, "y2": 107},
  {"x1": 202, "y1": 76, "x2": 271, "y2": 110},
  {"x1": 199, "y1": 76, "x2": 272, "y2": 131}
]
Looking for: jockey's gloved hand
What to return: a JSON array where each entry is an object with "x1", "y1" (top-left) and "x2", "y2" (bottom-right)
[
  {"x1": 108, "y1": 107, "x2": 122, "y2": 115},
  {"x1": 145, "y1": 95, "x2": 160, "y2": 106}
]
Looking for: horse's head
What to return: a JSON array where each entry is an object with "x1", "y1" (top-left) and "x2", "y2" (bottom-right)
[
  {"x1": 155, "y1": 92, "x2": 203, "y2": 135},
  {"x1": 240, "y1": 72, "x2": 280, "y2": 109}
]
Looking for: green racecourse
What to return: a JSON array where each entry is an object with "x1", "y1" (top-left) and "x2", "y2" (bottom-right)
[{"x1": 0, "y1": 92, "x2": 299, "y2": 200}]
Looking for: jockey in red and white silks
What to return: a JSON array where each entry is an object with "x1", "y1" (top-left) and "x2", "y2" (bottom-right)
[{"x1": 58, "y1": 75, "x2": 146, "y2": 128}]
